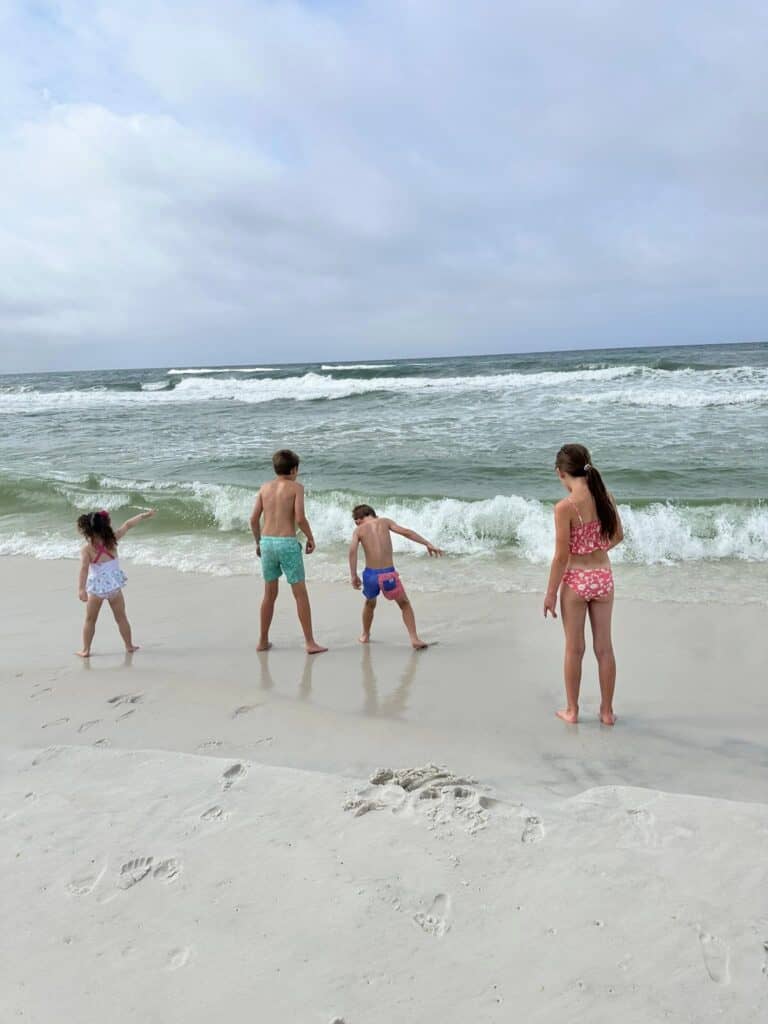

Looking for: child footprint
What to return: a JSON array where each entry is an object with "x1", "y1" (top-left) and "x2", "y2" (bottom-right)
[
  {"x1": 521, "y1": 815, "x2": 544, "y2": 844},
  {"x1": 153, "y1": 858, "x2": 182, "y2": 884},
  {"x1": 699, "y1": 929, "x2": 730, "y2": 984},
  {"x1": 414, "y1": 893, "x2": 452, "y2": 937},
  {"x1": 222, "y1": 762, "x2": 247, "y2": 790},
  {"x1": 118, "y1": 857, "x2": 154, "y2": 890}
]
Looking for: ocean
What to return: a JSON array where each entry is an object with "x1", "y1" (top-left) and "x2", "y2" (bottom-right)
[{"x1": 1, "y1": 342, "x2": 766, "y2": 603}]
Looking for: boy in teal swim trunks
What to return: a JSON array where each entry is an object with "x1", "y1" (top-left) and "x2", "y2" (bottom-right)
[
  {"x1": 250, "y1": 450, "x2": 327, "y2": 654},
  {"x1": 348, "y1": 504, "x2": 443, "y2": 649}
]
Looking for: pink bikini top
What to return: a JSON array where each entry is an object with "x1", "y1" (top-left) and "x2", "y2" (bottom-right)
[
  {"x1": 91, "y1": 543, "x2": 116, "y2": 564},
  {"x1": 568, "y1": 499, "x2": 611, "y2": 555}
]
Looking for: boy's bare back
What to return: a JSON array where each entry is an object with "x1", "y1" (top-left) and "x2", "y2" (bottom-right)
[
  {"x1": 259, "y1": 478, "x2": 303, "y2": 537},
  {"x1": 356, "y1": 518, "x2": 397, "y2": 568}
]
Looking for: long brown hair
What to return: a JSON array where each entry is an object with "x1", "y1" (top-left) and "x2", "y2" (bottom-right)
[
  {"x1": 77, "y1": 510, "x2": 118, "y2": 549},
  {"x1": 555, "y1": 444, "x2": 618, "y2": 540}
]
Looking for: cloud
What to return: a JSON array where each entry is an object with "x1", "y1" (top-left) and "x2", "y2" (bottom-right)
[{"x1": 1, "y1": 0, "x2": 766, "y2": 370}]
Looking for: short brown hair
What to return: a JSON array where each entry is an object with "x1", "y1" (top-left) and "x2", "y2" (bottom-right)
[
  {"x1": 352, "y1": 504, "x2": 377, "y2": 520},
  {"x1": 273, "y1": 449, "x2": 300, "y2": 475}
]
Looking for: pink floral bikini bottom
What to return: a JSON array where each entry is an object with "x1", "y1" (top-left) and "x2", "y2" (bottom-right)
[{"x1": 562, "y1": 568, "x2": 614, "y2": 601}]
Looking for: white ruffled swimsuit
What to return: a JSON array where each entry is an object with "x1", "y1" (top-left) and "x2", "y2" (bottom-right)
[{"x1": 86, "y1": 546, "x2": 127, "y2": 598}]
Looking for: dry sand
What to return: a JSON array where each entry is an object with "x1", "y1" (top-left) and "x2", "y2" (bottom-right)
[{"x1": 2, "y1": 556, "x2": 767, "y2": 1022}]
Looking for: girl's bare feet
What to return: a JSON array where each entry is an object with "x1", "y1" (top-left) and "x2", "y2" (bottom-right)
[
  {"x1": 600, "y1": 709, "x2": 616, "y2": 726},
  {"x1": 256, "y1": 641, "x2": 273, "y2": 651},
  {"x1": 75, "y1": 650, "x2": 91, "y2": 658},
  {"x1": 411, "y1": 638, "x2": 429, "y2": 650},
  {"x1": 305, "y1": 642, "x2": 328, "y2": 655},
  {"x1": 556, "y1": 707, "x2": 579, "y2": 723},
  {"x1": 358, "y1": 633, "x2": 371, "y2": 644},
  {"x1": 125, "y1": 644, "x2": 140, "y2": 653}
]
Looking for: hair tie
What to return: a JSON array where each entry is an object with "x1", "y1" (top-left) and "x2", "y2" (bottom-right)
[
  {"x1": 98, "y1": 508, "x2": 110, "y2": 520},
  {"x1": 584, "y1": 463, "x2": 592, "y2": 472}
]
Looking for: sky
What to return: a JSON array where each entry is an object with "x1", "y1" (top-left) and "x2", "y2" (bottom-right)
[{"x1": 1, "y1": 0, "x2": 766, "y2": 371}]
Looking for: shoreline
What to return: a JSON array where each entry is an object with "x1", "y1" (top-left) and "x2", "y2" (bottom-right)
[{"x1": 3, "y1": 555, "x2": 766, "y2": 803}]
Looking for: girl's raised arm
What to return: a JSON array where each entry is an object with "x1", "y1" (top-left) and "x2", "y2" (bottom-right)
[{"x1": 115, "y1": 509, "x2": 156, "y2": 540}]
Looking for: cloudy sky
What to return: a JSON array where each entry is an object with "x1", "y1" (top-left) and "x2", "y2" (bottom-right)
[{"x1": 1, "y1": 1, "x2": 766, "y2": 371}]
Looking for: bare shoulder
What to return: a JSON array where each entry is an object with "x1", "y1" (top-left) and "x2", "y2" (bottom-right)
[{"x1": 554, "y1": 498, "x2": 572, "y2": 518}]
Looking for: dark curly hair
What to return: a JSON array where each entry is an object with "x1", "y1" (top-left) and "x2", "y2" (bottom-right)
[{"x1": 77, "y1": 509, "x2": 118, "y2": 549}]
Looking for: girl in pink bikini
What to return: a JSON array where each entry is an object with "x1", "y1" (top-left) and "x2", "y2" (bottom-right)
[
  {"x1": 75, "y1": 507, "x2": 155, "y2": 657},
  {"x1": 543, "y1": 444, "x2": 624, "y2": 725}
]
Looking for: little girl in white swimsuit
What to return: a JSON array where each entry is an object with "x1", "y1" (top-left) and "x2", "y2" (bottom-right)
[
  {"x1": 76, "y1": 507, "x2": 156, "y2": 657},
  {"x1": 543, "y1": 444, "x2": 624, "y2": 726}
]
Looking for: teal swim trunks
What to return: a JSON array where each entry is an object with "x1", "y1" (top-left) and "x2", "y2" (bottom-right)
[{"x1": 260, "y1": 536, "x2": 305, "y2": 585}]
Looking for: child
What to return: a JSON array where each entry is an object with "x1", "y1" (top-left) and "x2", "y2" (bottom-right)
[
  {"x1": 250, "y1": 449, "x2": 327, "y2": 654},
  {"x1": 348, "y1": 504, "x2": 443, "y2": 649},
  {"x1": 76, "y1": 507, "x2": 156, "y2": 657},
  {"x1": 543, "y1": 444, "x2": 624, "y2": 725}
]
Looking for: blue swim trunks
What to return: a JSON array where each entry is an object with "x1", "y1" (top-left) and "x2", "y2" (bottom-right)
[
  {"x1": 362, "y1": 566, "x2": 406, "y2": 601},
  {"x1": 260, "y1": 536, "x2": 305, "y2": 585}
]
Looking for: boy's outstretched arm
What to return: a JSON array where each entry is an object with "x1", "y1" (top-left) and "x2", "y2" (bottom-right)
[
  {"x1": 387, "y1": 520, "x2": 444, "y2": 557},
  {"x1": 295, "y1": 485, "x2": 316, "y2": 554},
  {"x1": 250, "y1": 490, "x2": 263, "y2": 556},
  {"x1": 115, "y1": 509, "x2": 156, "y2": 540},
  {"x1": 348, "y1": 529, "x2": 362, "y2": 588}
]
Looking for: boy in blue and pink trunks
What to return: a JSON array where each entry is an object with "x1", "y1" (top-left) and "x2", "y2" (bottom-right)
[{"x1": 348, "y1": 504, "x2": 443, "y2": 649}]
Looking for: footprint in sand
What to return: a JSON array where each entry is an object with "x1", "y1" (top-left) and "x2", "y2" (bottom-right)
[
  {"x1": 30, "y1": 687, "x2": 53, "y2": 700},
  {"x1": 762, "y1": 941, "x2": 768, "y2": 978},
  {"x1": 414, "y1": 893, "x2": 452, "y2": 937},
  {"x1": 197, "y1": 739, "x2": 223, "y2": 752},
  {"x1": 116, "y1": 709, "x2": 136, "y2": 721},
  {"x1": 118, "y1": 857, "x2": 155, "y2": 890},
  {"x1": 200, "y1": 806, "x2": 229, "y2": 822},
  {"x1": 167, "y1": 947, "x2": 191, "y2": 970},
  {"x1": 521, "y1": 816, "x2": 544, "y2": 844},
  {"x1": 222, "y1": 762, "x2": 247, "y2": 790},
  {"x1": 153, "y1": 858, "x2": 182, "y2": 884},
  {"x1": 627, "y1": 808, "x2": 656, "y2": 846},
  {"x1": 107, "y1": 693, "x2": 144, "y2": 707},
  {"x1": 93, "y1": 738, "x2": 111, "y2": 748},
  {"x1": 699, "y1": 929, "x2": 730, "y2": 984},
  {"x1": 232, "y1": 704, "x2": 259, "y2": 718},
  {"x1": 78, "y1": 720, "x2": 102, "y2": 733},
  {"x1": 41, "y1": 717, "x2": 70, "y2": 730},
  {"x1": 66, "y1": 862, "x2": 107, "y2": 897},
  {"x1": 31, "y1": 746, "x2": 66, "y2": 767}
]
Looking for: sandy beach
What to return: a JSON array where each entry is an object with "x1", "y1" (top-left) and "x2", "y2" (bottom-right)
[{"x1": 2, "y1": 555, "x2": 767, "y2": 1023}]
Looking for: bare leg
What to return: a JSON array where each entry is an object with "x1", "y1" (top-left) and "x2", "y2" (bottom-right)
[
  {"x1": 588, "y1": 593, "x2": 617, "y2": 724},
  {"x1": 258, "y1": 579, "x2": 279, "y2": 650},
  {"x1": 291, "y1": 581, "x2": 327, "y2": 654},
  {"x1": 77, "y1": 595, "x2": 103, "y2": 656},
  {"x1": 360, "y1": 598, "x2": 376, "y2": 642},
  {"x1": 108, "y1": 591, "x2": 138, "y2": 652},
  {"x1": 396, "y1": 597, "x2": 427, "y2": 650},
  {"x1": 557, "y1": 583, "x2": 587, "y2": 722}
]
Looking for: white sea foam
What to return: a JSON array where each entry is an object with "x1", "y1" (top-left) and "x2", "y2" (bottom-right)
[
  {"x1": 141, "y1": 381, "x2": 170, "y2": 391},
  {"x1": 20, "y1": 474, "x2": 767, "y2": 566},
  {"x1": 320, "y1": 363, "x2": 396, "y2": 370},
  {"x1": 0, "y1": 366, "x2": 646, "y2": 411},
  {"x1": 3, "y1": 363, "x2": 766, "y2": 413},
  {"x1": 167, "y1": 367, "x2": 273, "y2": 375}
]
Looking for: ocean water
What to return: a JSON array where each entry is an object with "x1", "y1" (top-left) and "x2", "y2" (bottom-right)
[{"x1": 1, "y1": 342, "x2": 766, "y2": 603}]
